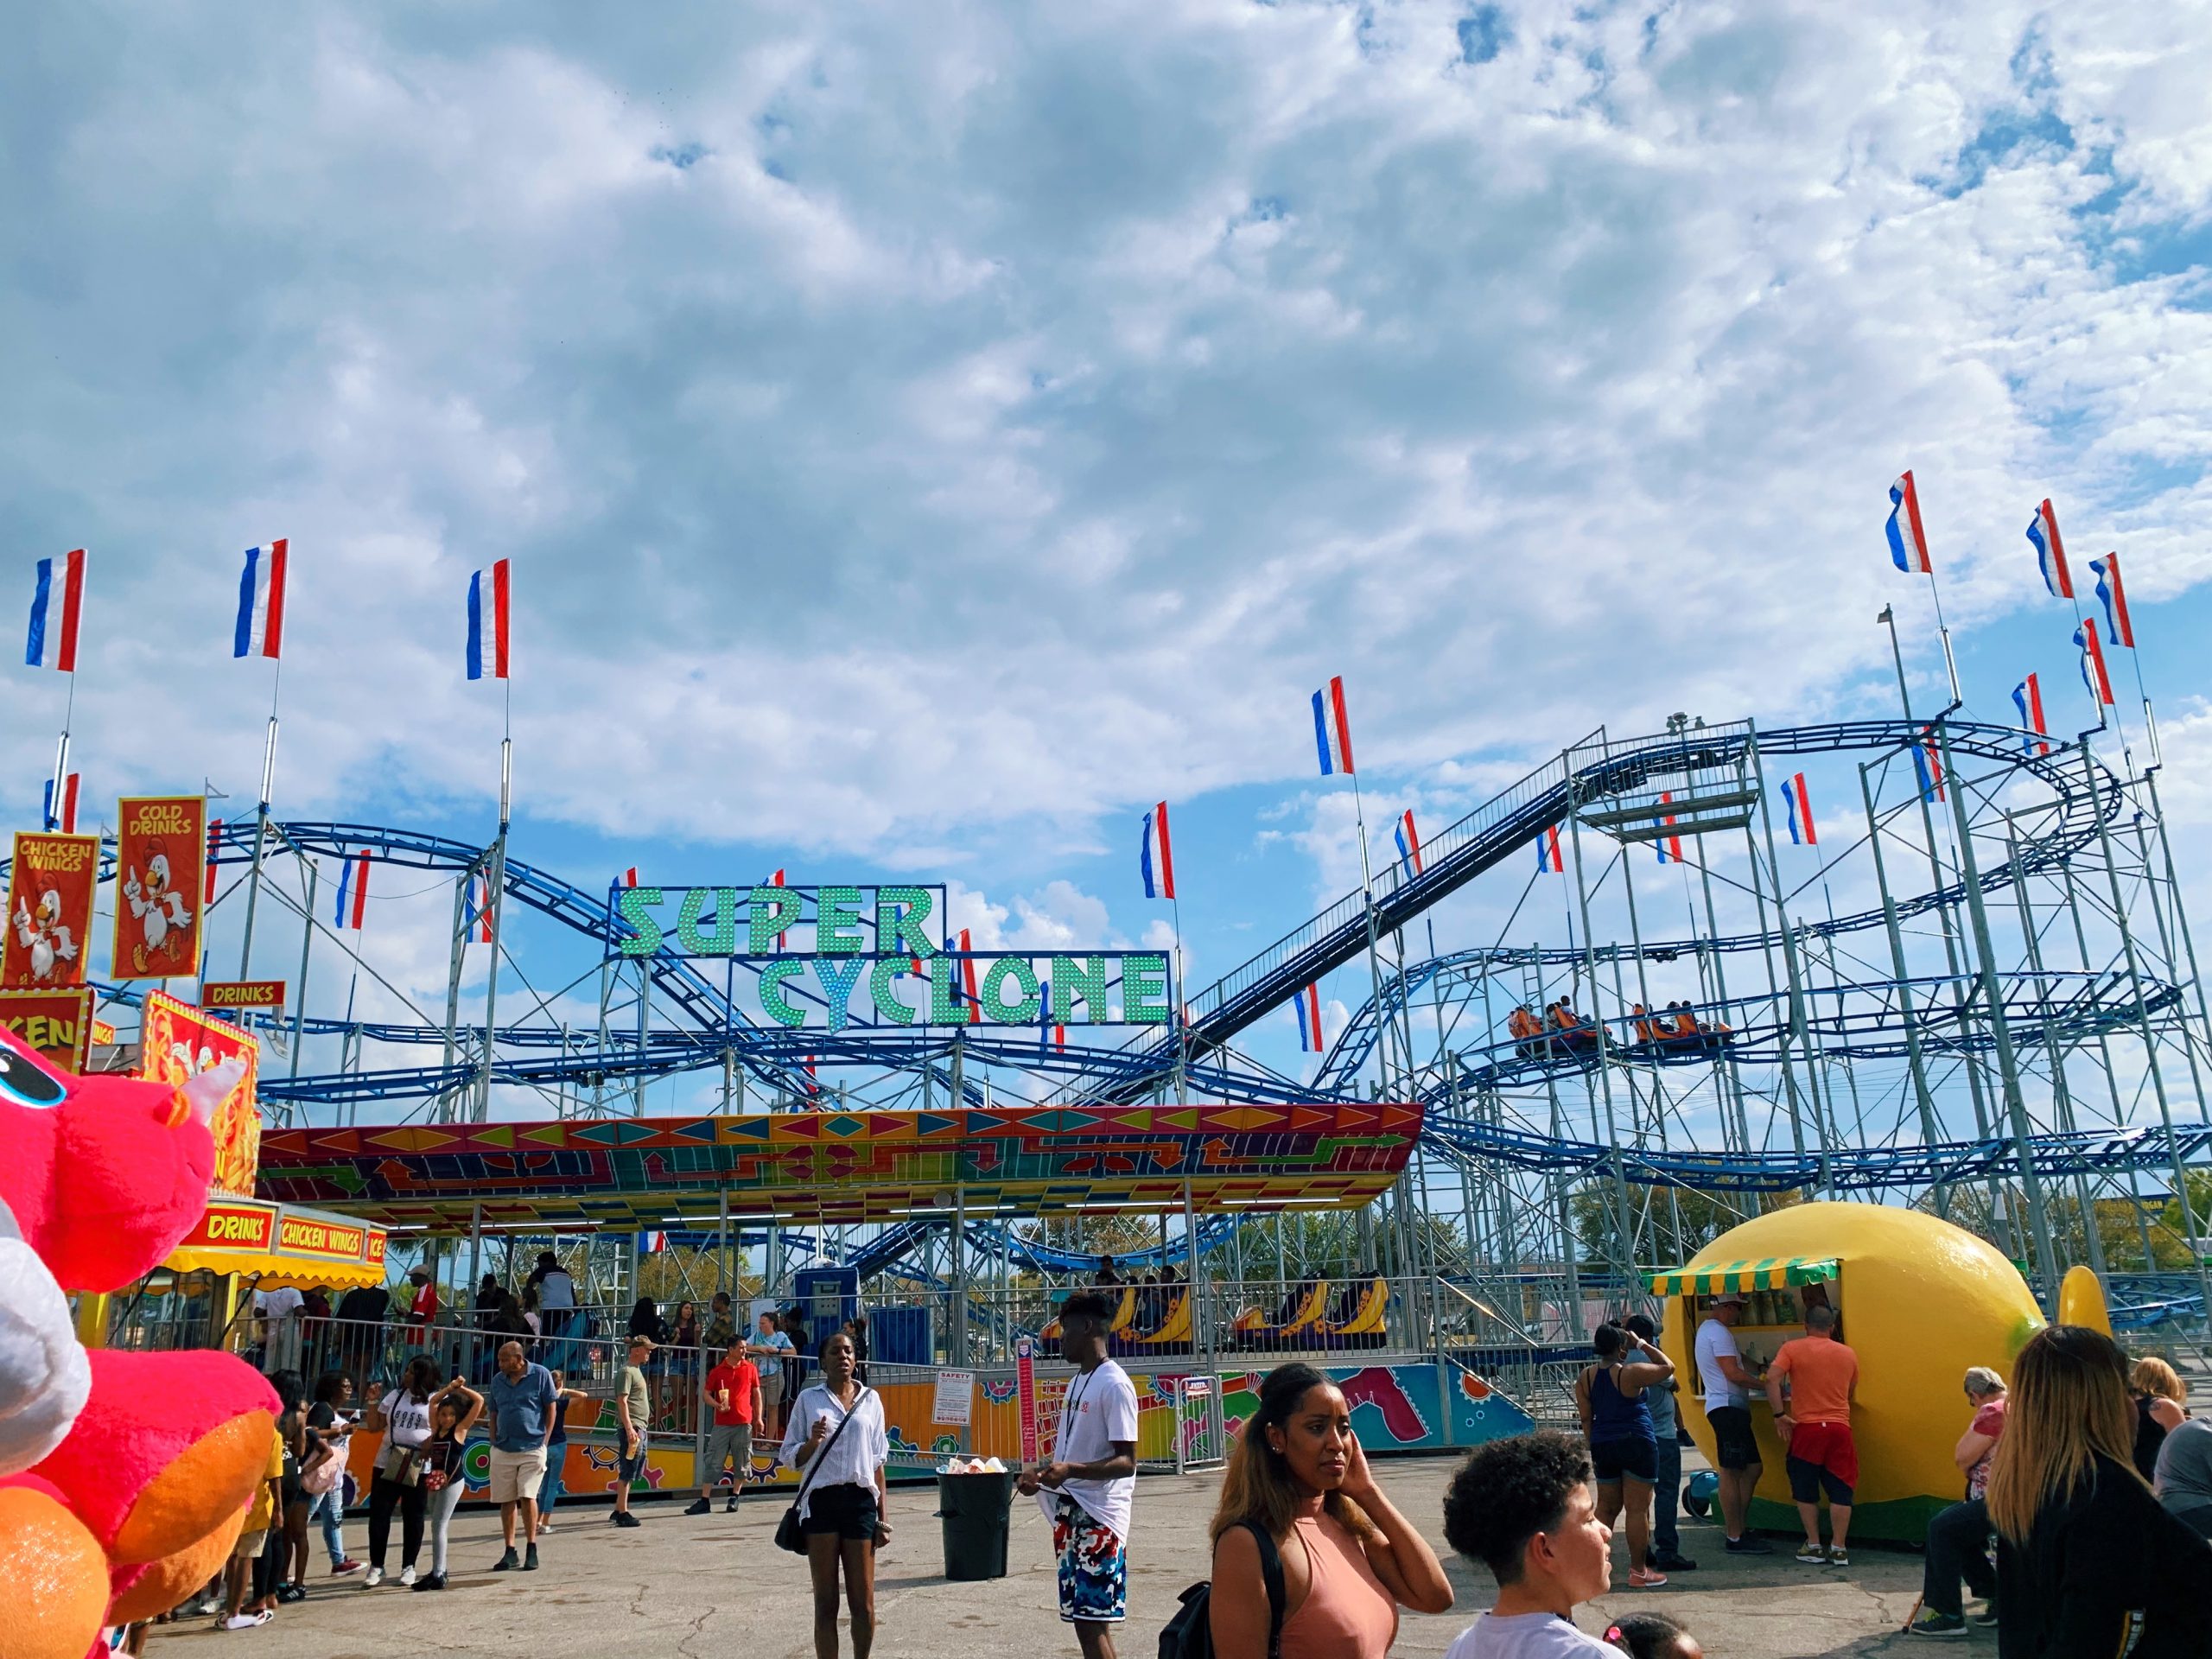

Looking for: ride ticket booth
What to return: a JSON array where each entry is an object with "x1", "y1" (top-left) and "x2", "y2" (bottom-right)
[{"x1": 1650, "y1": 1202, "x2": 2044, "y2": 1544}]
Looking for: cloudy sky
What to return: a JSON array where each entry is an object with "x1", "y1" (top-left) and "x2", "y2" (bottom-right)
[{"x1": 8, "y1": 1, "x2": 2212, "y2": 1102}]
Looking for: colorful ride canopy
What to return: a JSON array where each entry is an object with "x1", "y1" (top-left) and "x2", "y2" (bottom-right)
[{"x1": 256, "y1": 1100, "x2": 1424, "y2": 1234}]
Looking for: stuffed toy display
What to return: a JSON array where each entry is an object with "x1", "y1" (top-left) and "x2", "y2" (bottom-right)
[{"x1": 0, "y1": 1024, "x2": 280, "y2": 1658}]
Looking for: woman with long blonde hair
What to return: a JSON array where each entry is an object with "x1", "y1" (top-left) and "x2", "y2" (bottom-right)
[
  {"x1": 2129, "y1": 1355, "x2": 2189, "y2": 1482},
  {"x1": 1985, "y1": 1326, "x2": 2211, "y2": 1657},
  {"x1": 1206, "y1": 1363, "x2": 1452, "y2": 1659}
]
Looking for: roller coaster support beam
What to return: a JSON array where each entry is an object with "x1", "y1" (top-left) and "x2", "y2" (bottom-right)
[
  {"x1": 238, "y1": 716, "x2": 278, "y2": 980},
  {"x1": 1566, "y1": 796, "x2": 1637, "y2": 1285},
  {"x1": 1694, "y1": 843, "x2": 1754, "y2": 1161},
  {"x1": 2003, "y1": 813, "x2": 2107, "y2": 1281},
  {"x1": 438, "y1": 873, "x2": 467, "y2": 1124},
  {"x1": 1939, "y1": 721, "x2": 2059, "y2": 1302},
  {"x1": 1753, "y1": 726, "x2": 1829, "y2": 1191},
  {"x1": 2080, "y1": 740, "x2": 2212, "y2": 1315},
  {"x1": 1885, "y1": 615, "x2": 2013, "y2": 1251},
  {"x1": 287, "y1": 858, "x2": 316, "y2": 1108},
  {"x1": 2057, "y1": 843, "x2": 2164, "y2": 1271},
  {"x1": 2128, "y1": 801, "x2": 2212, "y2": 1132},
  {"x1": 1859, "y1": 760, "x2": 1948, "y2": 1217},
  {"x1": 2144, "y1": 771, "x2": 2212, "y2": 1071}
]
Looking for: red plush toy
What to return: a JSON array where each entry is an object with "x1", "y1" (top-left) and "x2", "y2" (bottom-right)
[{"x1": 0, "y1": 1023, "x2": 279, "y2": 1657}]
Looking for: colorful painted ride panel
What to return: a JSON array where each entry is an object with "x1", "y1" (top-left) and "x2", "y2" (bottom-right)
[{"x1": 256, "y1": 1102, "x2": 1423, "y2": 1230}]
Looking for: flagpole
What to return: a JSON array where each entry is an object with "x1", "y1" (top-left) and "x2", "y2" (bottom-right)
[
  {"x1": 1169, "y1": 885, "x2": 1188, "y2": 1105},
  {"x1": 1924, "y1": 569, "x2": 1961, "y2": 705},
  {"x1": 48, "y1": 668, "x2": 75, "y2": 832},
  {"x1": 478, "y1": 677, "x2": 512, "y2": 1123},
  {"x1": 1345, "y1": 772, "x2": 1398, "y2": 1093},
  {"x1": 238, "y1": 657, "x2": 282, "y2": 978}
]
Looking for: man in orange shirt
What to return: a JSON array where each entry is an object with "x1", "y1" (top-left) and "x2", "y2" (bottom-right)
[{"x1": 1765, "y1": 1304, "x2": 1859, "y2": 1565}]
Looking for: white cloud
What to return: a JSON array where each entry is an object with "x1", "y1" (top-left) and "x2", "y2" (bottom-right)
[{"x1": 9, "y1": 0, "x2": 2212, "y2": 904}]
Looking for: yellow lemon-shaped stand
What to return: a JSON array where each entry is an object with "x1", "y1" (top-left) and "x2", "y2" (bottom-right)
[{"x1": 1658, "y1": 1202, "x2": 2044, "y2": 1543}]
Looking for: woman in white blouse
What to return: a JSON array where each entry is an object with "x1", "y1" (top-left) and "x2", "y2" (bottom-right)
[{"x1": 779, "y1": 1331, "x2": 891, "y2": 1658}]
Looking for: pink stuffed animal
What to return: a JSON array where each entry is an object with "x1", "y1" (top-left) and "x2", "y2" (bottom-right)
[{"x1": 0, "y1": 1023, "x2": 279, "y2": 1656}]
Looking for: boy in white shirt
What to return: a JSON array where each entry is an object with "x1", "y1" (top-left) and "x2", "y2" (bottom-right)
[
  {"x1": 1441, "y1": 1431, "x2": 1632, "y2": 1659},
  {"x1": 1019, "y1": 1291, "x2": 1139, "y2": 1659}
]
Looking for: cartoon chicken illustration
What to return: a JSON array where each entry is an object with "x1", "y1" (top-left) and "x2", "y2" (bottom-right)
[
  {"x1": 11, "y1": 890, "x2": 79, "y2": 983},
  {"x1": 123, "y1": 848, "x2": 194, "y2": 974}
]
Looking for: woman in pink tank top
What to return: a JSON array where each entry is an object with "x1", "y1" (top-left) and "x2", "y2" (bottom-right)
[{"x1": 1207, "y1": 1363, "x2": 1456, "y2": 1658}]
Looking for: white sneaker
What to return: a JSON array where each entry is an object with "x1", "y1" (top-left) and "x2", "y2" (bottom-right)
[
  {"x1": 362, "y1": 1567, "x2": 384, "y2": 1587},
  {"x1": 399, "y1": 1566, "x2": 416, "y2": 1587}
]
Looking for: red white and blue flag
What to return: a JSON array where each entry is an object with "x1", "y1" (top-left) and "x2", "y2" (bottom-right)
[
  {"x1": 2027, "y1": 499, "x2": 2072, "y2": 600},
  {"x1": 623, "y1": 867, "x2": 639, "y2": 887},
  {"x1": 763, "y1": 867, "x2": 788, "y2": 949},
  {"x1": 1294, "y1": 983, "x2": 1324, "y2": 1052},
  {"x1": 2012, "y1": 674, "x2": 2050, "y2": 756},
  {"x1": 1914, "y1": 735, "x2": 1946, "y2": 803},
  {"x1": 232, "y1": 541, "x2": 289, "y2": 659},
  {"x1": 642, "y1": 1230, "x2": 669, "y2": 1255},
  {"x1": 1536, "y1": 824, "x2": 1564, "y2": 874},
  {"x1": 1312, "y1": 677, "x2": 1355, "y2": 776},
  {"x1": 957, "y1": 927, "x2": 980, "y2": 1024},
  {"x1": 1886, "y1": 474, "x2": 1932, "y2": 575},
  {"x1": 1394, "y1": 808, "x2": 1423, "y2": 879},
  {"x1": 2088, "y1": 553, "x2": 2133, "y2": 649},
  {"x1": 1780, "y1": 773, "x2": 1815, "y2": 847},
  {"x1": 466, "y1": 559, "x2": 511, "y2": 681},
  {"x1": 1039, "y1": 979, "x2": 1065, "y2": 1053},
  {"x1": 41, "y1": 773, "x2": 79, "y2": 835},
  {"x1": 1140, "y1": 802, "x2": 1176, "y2": 899},
  {"x1": 2075, "y1": 616, "x2": 2115, "y2": 707},
  {"x1": 1654, "y1": 792, "x2": 1683, "y2": 865},
  {"x1": 334, "y1": 849, "x2": 371, "y2": 929},
  {"x1": 467, "y1": 873, "x2": 495, "y2": 944},
  {"x1": 25, "y1": 549, "x2": 86, "y2": 671}
]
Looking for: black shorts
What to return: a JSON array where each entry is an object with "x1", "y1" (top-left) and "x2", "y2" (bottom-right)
[
  {"x1": 803, "y1": 1482, "x2": 880, "y2": 1541},
  {"x1": 1707, "y1": 1405, "x2": 1760, "y2": 1471},
  {"x1": 1591, "y1": 1437, "x2": 1658, "y2": 1484},
  {"x1": 1786, "y1": 1454, "x2": 1854, "y2": 1507}
]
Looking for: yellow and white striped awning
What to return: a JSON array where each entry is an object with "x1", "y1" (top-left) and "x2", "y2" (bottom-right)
[{"x1": 1647, "y1": 1256, "x2": 1840, "y2": 1296}]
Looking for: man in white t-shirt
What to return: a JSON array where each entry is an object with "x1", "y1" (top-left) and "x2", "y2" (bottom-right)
[
  {"x1": 1019, "y1": 1292, "x2": 1138, "y2": 1659},
  {"x1": 1693, "y1": 1294, "x2": 1771, "y2": 1554},
  {"x1": 257, "y1": 1284, "x2": 305, "y2": 1374}
]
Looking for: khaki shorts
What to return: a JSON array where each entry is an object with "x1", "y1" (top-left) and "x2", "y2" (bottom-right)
[
  {"x1": 704, "y1": 1423, "x2": 753, "y2": 1479},
  {"x1": 233, "y1": 1527, "x2": 269, "y2": 1562},
  {"x1": 488, "y1": 1446, "x2": 548, "y2": 1504}
]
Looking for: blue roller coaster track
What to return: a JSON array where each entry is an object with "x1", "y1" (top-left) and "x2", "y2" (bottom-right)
[{"x1": 14, "y1": 709, "x2": 2209, "y2": 1274}]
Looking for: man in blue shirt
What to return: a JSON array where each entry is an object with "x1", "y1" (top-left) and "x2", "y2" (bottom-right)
[{"x1": 486, "y1": 1340, "x2": 558, "y2": 1572}]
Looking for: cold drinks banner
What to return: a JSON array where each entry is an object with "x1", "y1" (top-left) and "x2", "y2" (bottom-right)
[{"x1": 111, "y1": 795, "x2": 207, "y2": 981}]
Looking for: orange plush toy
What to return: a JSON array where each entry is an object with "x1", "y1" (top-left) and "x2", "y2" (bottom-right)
[{"x1": 0, "y1": 1025, "x2": 280, "y2": 1658}]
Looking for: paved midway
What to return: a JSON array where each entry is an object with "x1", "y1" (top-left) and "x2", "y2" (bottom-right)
[{"x1": 148, "y1": 1462, "x2": 1927, "y2": 1657}]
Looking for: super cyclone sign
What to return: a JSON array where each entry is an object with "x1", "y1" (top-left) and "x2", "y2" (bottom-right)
[{"x1": 612, "y1": 881, "x2": 1173, "y2": 1030}]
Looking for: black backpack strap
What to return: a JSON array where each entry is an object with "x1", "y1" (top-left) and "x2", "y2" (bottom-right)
[{"x1": 1243, "y1": 1520, "x2": 1286, "y2": 1659}]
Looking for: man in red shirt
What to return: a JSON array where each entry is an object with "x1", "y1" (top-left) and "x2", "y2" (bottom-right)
[
  {"x1": 1765, "y1": 1304, "x2": 1860, "y2": 1565},
  {"x1": 688, "y1": 1337, "x2": 763, "y2": 1516},
  {"x1": 404, "y1": 1265, "x2": 440, "y2": 1355}
]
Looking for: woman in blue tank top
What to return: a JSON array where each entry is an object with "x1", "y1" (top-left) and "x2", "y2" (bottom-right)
[{"x1": 1577, "y1": 1322, "x2": 1676, "y2": 1588}]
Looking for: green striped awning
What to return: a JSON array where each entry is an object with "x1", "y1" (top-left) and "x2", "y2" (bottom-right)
[{"x1": 1647, "y1": 1256, "x2": 1840, "y2": 1296}]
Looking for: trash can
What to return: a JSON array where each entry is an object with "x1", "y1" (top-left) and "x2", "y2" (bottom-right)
[{"x1": 935, "y1": 1470, "x2": 1019, "y2": 1580}]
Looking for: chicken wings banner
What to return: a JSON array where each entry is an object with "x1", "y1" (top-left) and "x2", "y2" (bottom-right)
[
  {"x1": 111, "y1": 796, "x2": 207, "y2": 981},
  {"x1": 3, "y1": 832, "x2": 99, "y2": 988}
]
